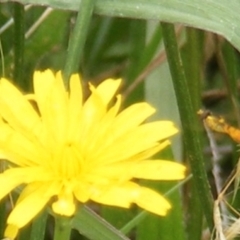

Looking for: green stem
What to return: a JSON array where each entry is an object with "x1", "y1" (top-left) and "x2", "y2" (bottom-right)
[
  {"x1": 185, "y1": 28, "x2": 202, "y2": 110},
  {"x1": 185, "y1": 28, "x2": 204, "y2": 240},
  {"x1": 161, "y1": 22, "x2": 214, "y2": 230},
  {"x1": 53, "y1": 216, "x2": 72, "y2": 240},
  {"x1": 13, "y1": 2, "x2": 25, "y2": 89},
  {"x1": 63, "y1": 0, "x2": 95, "y2": 86}
]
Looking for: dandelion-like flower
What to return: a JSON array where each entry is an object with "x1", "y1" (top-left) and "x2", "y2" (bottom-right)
[{"x1": 0, "y1": 70, "x2": 185, "y2": 239}]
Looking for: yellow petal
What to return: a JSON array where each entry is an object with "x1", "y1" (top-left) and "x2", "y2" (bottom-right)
[
  {"x1": 33, "y1": 70, "x2": 55, "y2": 114},
  {"x1": 99, "y1": 102, "x2": 156, "y2": 146},
  {"x1": 100, "y1": 141, "x2": 170, "y2": 168},
  {"x1": 79, "y1": 84, "x2": 106, "y2": 139},
  {"x1": 90, "y1": 162, "x2": 134, "y2": 181},
  {"x1": 125, "y1": 121, "x2": 178, "y2": 143},
  {"x1": 73, "y1": 182, "x2": 91, "y2": 203},
  {"x1": 82, "y1": 79, "x2": 121, "y2": 130},
  {"x1": 129, "y1": 141, "x2": 170, "y2": 162},
  {"x1": 68, "y1": 74, "x2": 83, "y2": 141},
  {"x1": 90, "y1": 182, "x2": 140, "y2": 208},
  {"x1": 69, "y1": 74, "x2": 83, "y2": 106},
  {"x1": 134, "y1": 187, "x2": 171, "y2": 216},
  {"x1": 132, "y1": 160, "x2": 186, "y2": 180},
  {"x1": 7, "y1": 182, "x2": 59, "y2": 228},
  {"x1": 34, "y1": 70, "x2": 68, "y2": 144},
  {"x1": 87, "y1": 102, "x2": 155, "y2": 159},
  {"x1": 0, "y1": 78, "x2": 41, "y2": 139},
  {"x1": 4, "y1": 224, "x2": 19, "y2": 240},
  {"x1": 94, "y1": 78, "x2": 121, "y2": 105},
  {"x1": 0, "y1": 167, "x2": 52, "y2": 201},
  {"x1": 96, "y1": 122, "x2": 177, "y2": 164},
  {"x1": 81, "y1": 95, "x2": 122, "y2": 155},
  {"x1": 0, "y1": 126, "x2": 48, "y2": 166},
  {"x1": 106, "y1": 94, "x2": 122, "y2": 117},
  {"x1": 0, "y1": 171, "x2": 23, "y2": 200},
  {"x1": 114, "y1": 102, "x2": 156, "y2": 132},
  {"x1": 89, "y1": 142, "x2": 184, "y2": 183},
  {"x1": 16, "y1": 181, "x2": 59, "y2": 204},
  {"x1": 52, "y1": 189, "x2": 76, "y2": 216},
  {"x1": 33, "y1": 70, "x2": 56, "y2": 149},
  {"x1": 46, "y1": 72, "x2": 68, "y2": 143}
]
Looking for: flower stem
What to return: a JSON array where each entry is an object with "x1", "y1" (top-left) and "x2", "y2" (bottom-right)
[
  {"x1": 161, "y1": 22, "x2": 214, "y2": 230},
  {"x1": 53, "y1": 216, "x2": 71, "y2": 240},
  {"x1": 63, "y1": 0, "x2": 95, "y2": 86}
]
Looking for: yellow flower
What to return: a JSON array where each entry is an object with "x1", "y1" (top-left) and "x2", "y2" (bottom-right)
[{"x1": 0, "y1": 70, "x2": 185, "y2": 239}]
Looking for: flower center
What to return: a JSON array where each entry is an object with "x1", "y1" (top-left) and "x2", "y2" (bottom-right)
[{"x1": 56, "y1": 142, "x2": 83, "y2": 179}]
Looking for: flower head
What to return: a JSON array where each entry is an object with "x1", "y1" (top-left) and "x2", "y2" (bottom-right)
[{"x1": 0, "y1": 70, "x2": 185, "y2": 239}]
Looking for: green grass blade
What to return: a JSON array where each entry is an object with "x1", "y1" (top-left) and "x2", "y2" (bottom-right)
[
  {"x1": 181, "y1": 28, "x2": 204, "y2": 240},
  {"x1": 71, "y1": 206, "x2": 130, "y2": 240},
  {"x1": 5, "y1": 0, "x2": 240, "y2": 52}
]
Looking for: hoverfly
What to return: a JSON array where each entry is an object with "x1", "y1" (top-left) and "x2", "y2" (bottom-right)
[{"x1": 198, "y1": 109, "x2": 240, "y2": 143}]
